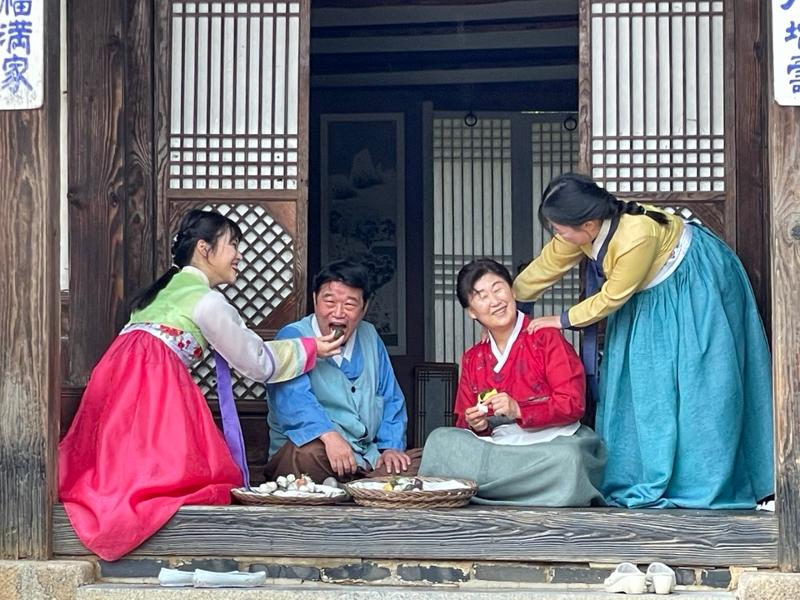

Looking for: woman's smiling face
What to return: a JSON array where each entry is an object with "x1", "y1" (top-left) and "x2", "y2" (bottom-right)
[
  {"x1": 198, "y1": 229, "x2": 242, "y2": 286},
  {"x1": 467, "y1": 272, "x2": 517, "y2": 331}
]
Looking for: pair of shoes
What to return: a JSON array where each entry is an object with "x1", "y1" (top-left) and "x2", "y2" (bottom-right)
[
  {"x1": 646, "y1": 562, "x2": 676, "y2": 595},
  {"x1": 604, "y1": 562, "x2": 676, "y2": 594},
  {"x1": 158, "y1": 568, "x2": 267, "y2": 588}
]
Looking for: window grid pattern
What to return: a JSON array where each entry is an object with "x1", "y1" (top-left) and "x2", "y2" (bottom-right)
[
  {"x1": 432, "y1": 118, "x2": 513, "y2": 364},
  {"x1": 169, "y1": 1, "x2": 301, "y2": 191},
  {"x1": 530, "y1": 119, "x2": 581, "y2": 348},
  {"x1": 590, "y1": 1, "x2": 726, "y2": 193}
]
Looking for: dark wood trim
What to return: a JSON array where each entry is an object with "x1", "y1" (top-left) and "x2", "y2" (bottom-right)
[
  {"x1": 122, "y1": 0, "x2": 158, "y2": 306},
  {"x1": 296, "y1": 0, "x2": 311, "y2": 319},
  {"x1": 153, "y1": 0, "x2": 172, "y2": 276},
  {"x1": 723, "y1": 0, "x2": 737, "y2": 246},
  {"x1": 733, "y1": 0, "x2": 771, "y2": 333},
  {"x1": 767, "y1": 28, "x2": 800, "y2": 573},
  {"x1": 314, "y1": 0, "x2": 531, "y2": 6},
  {"x1": 576, "y1": 0, "x2": 590, "y2": 175},
  {"x1": 67, "y1": 0, "x2": 129, "y2": 386},
  {"x1": 0, "y1": 0, "x2": 61, "y2": 560},
  {"x1": 60, "y1": 386, "x2": 86, "y2": 439},
  {"x1": 52, "y1": 505, "x2": 777, "y2": 567}
]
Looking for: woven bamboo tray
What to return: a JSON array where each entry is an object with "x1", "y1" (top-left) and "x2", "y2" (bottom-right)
[
  {"x1": 345, "y1": 477, "x2": 477, "y2": 508},
  {"x1": 231, "y1": 487, "x2": 347, "y2": 506}
]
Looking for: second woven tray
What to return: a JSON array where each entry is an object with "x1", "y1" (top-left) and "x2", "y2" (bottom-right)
[
  {"x1": 345, "y1": 476, "x2": 477, "y2": 508},
  {"x1": 231, "y1": 487, "x2": 346, "y2": 506}
]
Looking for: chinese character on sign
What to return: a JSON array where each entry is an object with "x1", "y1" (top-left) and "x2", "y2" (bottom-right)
[
  {"x1": 12, "y1": 1, "x2": 31, "y2": 16},
  {"x1": 2, "y1": 55, "x2": 31, "y2": 92},
  {"x1": 789, "y1": 55, "x2": 800, "y2": 93},
  {"x1": 774, "y1": 0, "x2": 800, "y2": 104},
  {"x1": 0, "y1": 0, "x2": 31, "y2": 16},
  {"x1": 0, "y1": 0, "x2": 40, "y2": 108},
  {"x1": 787, "y1": 20, "x2": 800, "y2": 49},
  {"x1": 0, "y1": 20, "x2": 33, "y2": 54}
]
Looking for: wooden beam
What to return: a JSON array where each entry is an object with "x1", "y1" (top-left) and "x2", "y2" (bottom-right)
[
  {"x1": 122, "y1": 0, "x2": 158, "y2": 307},
  {"x1": 311, "y1": 28, "x2": 578, "y2": 54},
  {"x1": 0, "y1": 1, "x2": 61, "y2": 559},
  {"x1": 733, "y1": 0, "x2": 771, "y2": 333},
  {"x1": 312, "y1": 0, "x2": 577, "y2": 25},
  {"x1": 768, "y1": 45, "x2": 800, "y2": 574},
  {"x1": 53, "y1": 505, "x2": 777, "y2": 567},
  {"x1": 312, "y1": 65, "x2": 578, "y2": 88},
  {"x1": 66, "y1": 0, "x2": 128, "y2": 387}
]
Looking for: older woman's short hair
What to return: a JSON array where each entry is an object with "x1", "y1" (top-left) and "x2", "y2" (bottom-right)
[{"x1": 456, "y1": 258, "x2": 513, "y2": 308}]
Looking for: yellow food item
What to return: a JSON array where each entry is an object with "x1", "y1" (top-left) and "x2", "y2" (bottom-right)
[{"x1": 478, "y1": 389, "x2": 498, "y2": 404}]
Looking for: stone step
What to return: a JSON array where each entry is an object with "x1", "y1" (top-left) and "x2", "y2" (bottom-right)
[{"x1": 77, "y1": 583, "x2": 736, "y2": 600}]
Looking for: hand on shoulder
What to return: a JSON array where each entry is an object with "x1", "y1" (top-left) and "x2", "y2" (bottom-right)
[{"x1": 526, "y1": 315, "x2": 563, "y2": 334}]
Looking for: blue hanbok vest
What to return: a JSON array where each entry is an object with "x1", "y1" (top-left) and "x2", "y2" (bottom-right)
[{"x1": 272, "y1": 315, "x2": 383, "y2": 467}]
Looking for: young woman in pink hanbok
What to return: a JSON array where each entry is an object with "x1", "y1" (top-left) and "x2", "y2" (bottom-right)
[{"x1": 59, "y1": 209, "x2": 343, "y2": 560}]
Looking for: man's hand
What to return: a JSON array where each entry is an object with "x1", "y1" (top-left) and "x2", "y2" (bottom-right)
[
  {"x1": 464, "y1": 405, "x2": 490, "y2": 431},
  {"x1": 320, "y1": 431, "x2": 357, "y2": 477},
  {"x1": 488, "y1": 392, "x2": 520, "y2": 420},
  {"x1": 375, "y1": 449, "x2": 411, "y2": 474}
]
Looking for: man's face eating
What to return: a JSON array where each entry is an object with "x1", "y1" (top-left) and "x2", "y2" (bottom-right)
[{"x1": 313, "y1": 280, "x2": 367, "y2": 343}]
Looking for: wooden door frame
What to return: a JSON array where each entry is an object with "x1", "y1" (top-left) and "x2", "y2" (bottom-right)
[
  {"x1": 0, "y1": 0, "x2": 61, "y2": 560},
  {"x1": 4, "y1": 0, "x2": 799, "y2": 569}
]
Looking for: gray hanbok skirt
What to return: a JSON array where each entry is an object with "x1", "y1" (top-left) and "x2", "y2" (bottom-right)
[{"x1": 418, "y1": 425, "x2": 606, "y2": 506}]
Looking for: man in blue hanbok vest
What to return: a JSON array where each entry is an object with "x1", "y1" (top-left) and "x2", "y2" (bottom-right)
[{"x1": 265, "y1": 258, "x2": 420, "y2": 482}]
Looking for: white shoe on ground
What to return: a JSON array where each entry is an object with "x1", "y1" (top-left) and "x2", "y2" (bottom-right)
[
  {"x1": 645, "y1": 562, "x2": 676, "y2": 594},
  {"x1": 603, "y1": 562, "x2": 647, "y2": 594}
]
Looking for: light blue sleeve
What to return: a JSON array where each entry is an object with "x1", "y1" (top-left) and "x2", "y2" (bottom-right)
[
  {"x1": 266, "y1": 325, "x2": 335, "y2": 447},
  {"x1": 374, "y1": 337, "x2": 408, "y2": 451}
]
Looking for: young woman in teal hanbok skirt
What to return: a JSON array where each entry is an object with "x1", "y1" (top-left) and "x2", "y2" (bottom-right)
[{"x1": 514, "y1": 173, "x2": 773, "y2": 509}]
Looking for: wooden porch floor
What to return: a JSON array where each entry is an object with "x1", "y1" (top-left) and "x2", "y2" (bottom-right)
[{"x1": 52, "y1": 504, "x2": 777, "y2": 567}]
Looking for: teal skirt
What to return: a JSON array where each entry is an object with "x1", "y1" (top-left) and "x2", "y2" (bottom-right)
[
  {"x1": 419, "y1": 426, "x2": 606, "y2": 507},
  {"x1": 598, "y1": 224, "x2": 774, "y2": 508}
]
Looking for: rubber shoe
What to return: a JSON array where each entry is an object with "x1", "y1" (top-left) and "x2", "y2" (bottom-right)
[
  {"x1": 603, "y1": 562, "x2": 647, "y2": 594},
  {"x1": 646, "y1": 562, "x2": 676, "y2": 594}
]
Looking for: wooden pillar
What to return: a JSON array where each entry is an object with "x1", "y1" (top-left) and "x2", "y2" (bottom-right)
[
  {"x1": 734, "y1": 0, "x2": 771, "y2": 334},
  {"x1": 0, "y1": 1, "x2": 61, "y2": 559},
  {"x1": 768, "y1": 41, "x2": 800, "y2": 576},
  {"x1": 65, "y1": 0, "x2": 129, "y2": 388}
]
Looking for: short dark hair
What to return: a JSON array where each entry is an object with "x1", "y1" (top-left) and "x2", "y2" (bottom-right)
[
  {"x1": 313, "y1": 258, "x2": 373, "y2": 303},
  {"x1": 456, "y1": 258, "x2": 513, "y2": 308}
]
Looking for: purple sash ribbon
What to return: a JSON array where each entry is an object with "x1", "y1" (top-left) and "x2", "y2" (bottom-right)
[{"x1": 214, "y1": 351, "x2": 250, "y2": 489}]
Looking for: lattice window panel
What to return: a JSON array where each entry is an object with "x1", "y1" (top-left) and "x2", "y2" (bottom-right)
[
  {"x1": 413, "y1": 363, "x2": 458, "y2": 447},
  {"x1": 589, "y1": 1, "x2": 725, "y2": 193},
  {"x1": 168, "y1": 1, "x2": 301, "y2": 191},
  {"x1": 662, "y1": 205, "x2": 703, "y2": 224},
  {"x1": 190, "y1": 202, "x2": 294, "y2": 397},
  {"x1": 530, "y1": 118, "x2": 581, "y2": 348},
  {"x1": 431, "y1": 117, "x2": 513, "y2": 363}
]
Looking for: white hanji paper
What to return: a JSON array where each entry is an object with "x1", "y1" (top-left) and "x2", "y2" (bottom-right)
[
  {"x1": 0, "y1": 0, "x2": 43, "y2": 110},
  {"x1": 773, "y1": 0, "x2": 800, "y2": 106}
]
